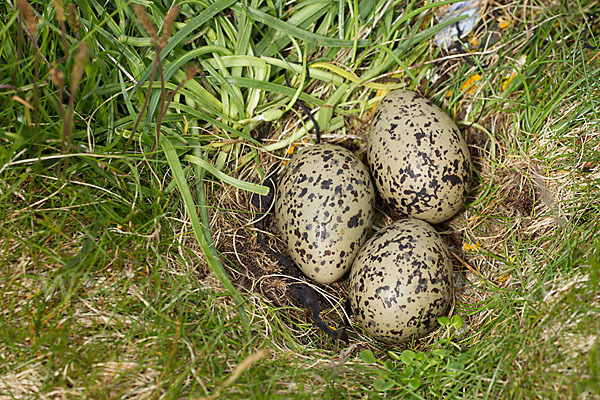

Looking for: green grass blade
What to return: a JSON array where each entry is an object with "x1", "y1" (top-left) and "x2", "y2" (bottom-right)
[
  {"x1": 161, "y1": 138, "x2": 248, "y2": 326},
  {"x1": 184, "y1": 154, "x2": 269, "y2": 196},
  {"x1": 227, "y1": 77, "x2": 326, "y2": 107},
  {"x1": 162, "y1": 45, "x2": 233, "y2": 82},
  {"x1": 238, "y1": 5, "x2": 369, "y2": 48},
  {"x1": 132, "y1": 0, "x2": 239, "y2": 95}
]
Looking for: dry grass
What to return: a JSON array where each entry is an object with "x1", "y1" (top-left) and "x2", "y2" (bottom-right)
[{"x1": 2, "y1": 0, "x2": 599, "y2": 398}]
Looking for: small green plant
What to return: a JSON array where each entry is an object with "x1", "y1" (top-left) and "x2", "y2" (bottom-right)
[
  {"x1": 359, "y1": 315, "x2": 469, "y2": 397},
  {"x1": 437, "y1": 314, "x2": 464, "y2": 346}
]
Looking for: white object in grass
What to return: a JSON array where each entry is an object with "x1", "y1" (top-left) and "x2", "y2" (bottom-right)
[{"x1": 434, "y1": 0, "x2": 487, "y2": 50}]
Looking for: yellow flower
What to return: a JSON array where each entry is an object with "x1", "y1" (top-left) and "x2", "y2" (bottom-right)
[
  {"x1": 502, "y1": 71, "x2": 517, "y2": 91},
  {"x1": 461, "y1": 74, "x2": 482, "y2": 94},
  {"x1": 498, "y1": 17, "x2": 510, "y2": 29},
  {"x1": 283, "y1": 139, "x2": 308, "y2": 164},
  {"x1": 463, "y1": 241, "x2": 482, "y2": 251}
]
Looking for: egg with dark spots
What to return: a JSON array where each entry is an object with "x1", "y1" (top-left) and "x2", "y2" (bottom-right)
[
  {"x1": 367, "y1": 90, "x2": 472, "y2": 223},
  {"x1": 274, "y1": 144, "x2": 375, "y2": 284},
  {"x1": 348, "y1": 218, "x2": 452, "y2": 344}
]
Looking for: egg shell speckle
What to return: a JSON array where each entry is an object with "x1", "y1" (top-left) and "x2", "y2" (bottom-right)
[
  {"x1": 367, "y1": 90, "x2": 472, "y2": 223},
  {"x1": 274, "y1": 144, "x2": 375, "y2": 284},
  {"x1": 349, "y1": 218, "x2": 453, "y2": 344}
]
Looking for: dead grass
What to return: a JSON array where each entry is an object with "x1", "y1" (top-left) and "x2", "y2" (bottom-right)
[{"x1": 2, "y1": 0, "x2": 599, "y2": 398}]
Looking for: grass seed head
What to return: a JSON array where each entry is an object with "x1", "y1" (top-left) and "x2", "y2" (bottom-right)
[
  {"x1": 51, "y1": 68, "x2": 65, "y2": 89},
  {"x1": 160, "y1": 5, "x2": 179, "y2": 49},
  {"x1": 54, "y1": 0, "x2": 65, "y2": 22},
  {"x1": 185, "y1": 64, "x2": 199, "y2": 81},
  {"x1": 66, "y1": 3, "x2": 80, "y2": 33},
  {"x1": 134, "y1": 5, "x2": 158, "y2": 46},
  {"x1": 71, "y1": 43, "x2": 88, "y2": 93},
  {"x1": 17, "y1": 0, "x2": 37, "y2": 38}
]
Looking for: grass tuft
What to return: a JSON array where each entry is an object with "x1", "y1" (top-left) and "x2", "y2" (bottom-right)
[{"x1": 1, "y1": 0, "x2": 599, "y2": 398}]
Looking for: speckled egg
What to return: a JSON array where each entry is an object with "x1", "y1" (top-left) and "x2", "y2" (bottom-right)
[
  {"x1": 349, "y1": 218, "x2": 452, "y2": 344},
  {"x1": 367, "y1": 90, "x2": 472, "y2": 223},
  {"x1": 274, "y1": 144, "x2": 375, "y2": 284}
]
